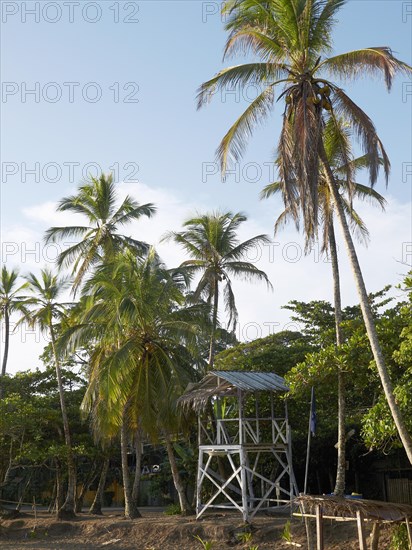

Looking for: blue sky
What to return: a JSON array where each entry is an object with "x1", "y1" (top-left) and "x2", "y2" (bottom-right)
[{"x1": 1, "y1": 0, "x2": 411, "y2": 373}]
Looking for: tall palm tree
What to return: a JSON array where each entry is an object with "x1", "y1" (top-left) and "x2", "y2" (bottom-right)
[
  {"x1": 45, "y1": 173, "x2": 156, "y2": 294},
  {"x1": 23, "y1": 269, "x2": 76, "y2": 518},
  {"x1": 72, "y1": 250, "x2": 206, "y2": 516},
  {"x1": 198, "y1": 0, "x2": 412, "y2": 462},
  {"x1": 261, "y1": 118, "x2": 386, "y2": 494},
  {"x1": 0, "y1": 267, "x2": 29, "y2": 395},
  {"x1": 164, "y1": 211, "x2": 272, "y2": 369}
]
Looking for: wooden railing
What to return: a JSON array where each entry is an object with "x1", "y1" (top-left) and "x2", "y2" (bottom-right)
[{"x1": 199, "y1": 417, "x2": 288, "y2": 446}]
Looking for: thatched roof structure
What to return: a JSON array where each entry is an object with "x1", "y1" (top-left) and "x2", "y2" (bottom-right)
[
  {"x1": 296, "y1": 494, "x2": 412, "y2": 522},
  {"x1": 178, "y1": 370, "x2": 289, "y2": 411}
]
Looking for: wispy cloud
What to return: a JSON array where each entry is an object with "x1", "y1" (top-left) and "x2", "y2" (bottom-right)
[{"x1": 1, "y1": 185, "x2": 411, "y2": 375}]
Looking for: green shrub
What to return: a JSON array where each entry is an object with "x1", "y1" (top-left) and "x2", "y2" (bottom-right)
[
  {"x1": 164, "y1": 503, "x2": 181, "y2": 515},
  {"x1": 391, "y1": 524, "x2": 409, "y2": 550}
]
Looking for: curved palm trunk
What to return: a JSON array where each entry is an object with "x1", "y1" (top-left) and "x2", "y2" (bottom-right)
[
  {"x1": 164, "y1": 434, "x2": 193, "y2": 515},
  {"x1": 0, "y1": 307, "x2": 10, "y2": 399},
  {"x1": 89, "y1": 457, "x2": 110, "y2": 515},
  {"x1": 329, "y1": 221, "x2": 346, "y2": 496},
  {"x1": 49, "y1": 325, "x2": 76, "y2": 518},
  {"x1": 120, "y1": 414, "x2": 141, "y2": 519},
  {"x1": 208, "y1": 280, "x2": 219, "y2": 370},
  {"x1": 320, "y1": 144, "x2": 412, "y2": 464}
]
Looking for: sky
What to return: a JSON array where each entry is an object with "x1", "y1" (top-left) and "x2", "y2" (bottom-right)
[{"x1": 1, "y1": 0, "x2": 411, "y2": 375}]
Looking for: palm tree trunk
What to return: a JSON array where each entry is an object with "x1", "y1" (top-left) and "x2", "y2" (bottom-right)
[
  {"x1": 329, "y1": 221, "x2": 346, "y2": 496},
  {"x1": 120, "y1": 414, "x2": 141, "y2": 519},
  {"x1": 0, "y1": 442, "x2": 16, "y2": 516},
  {"x1": 75, "y1": 462, "x2": 98, "y2": 512},
  {"x1": 48, "y1": 479, "x2": 57, "y2": 514},
  {"x1": 0, "y1": 306, "x2": 10, "y2": 398},
  {"x1": 1, "y1": 306, "x2": 9, "y2": 377},
  {"x1": 164, "y1": 434, "x2": 193, "y2": 515},
  {"x1": 208, "y1": 279, "x2": 219, "y2": 369},
  {"x1": 49, "y1": 325, "x2": 77, "y2": 518},
  {"x1": 131, "y1": 430, "x2": 142, "y2": 505},
  {"x1": 55, "y1": 457, "x2": 65, "y2": 512},
  {"x1": 89, "y1": 457, "x2": 109, "y2": 515},
  {"x1": 320, "y1": 144, "x2": 412, "y2": 464}
]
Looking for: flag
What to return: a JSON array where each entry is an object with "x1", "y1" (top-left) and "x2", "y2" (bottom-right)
[{"x1": 310, "y1": 387, "x2": 317, "y2": 436}]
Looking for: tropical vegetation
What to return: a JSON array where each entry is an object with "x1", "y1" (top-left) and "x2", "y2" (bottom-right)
[
  {"x1": 1, "y1": 0, "x2": 412, "y2": 530},
  {"x1": 198, "y1": 0, "x2": 412, "y2": 462}
]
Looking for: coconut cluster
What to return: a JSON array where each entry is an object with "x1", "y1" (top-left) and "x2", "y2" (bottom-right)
[{"x1": 285, "y1": 83, "x2": 332, "y2": 111}]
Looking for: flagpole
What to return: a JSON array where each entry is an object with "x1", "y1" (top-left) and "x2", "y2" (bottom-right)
[{"x1": 303, "y1": 387, "x2": 314, "y2": 494}]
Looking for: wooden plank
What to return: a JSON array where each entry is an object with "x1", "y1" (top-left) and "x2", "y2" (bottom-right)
[
  {"x1": 370, "y1": 522, "x2": 380, "y2": 550},
  {"x1": 315, "y1": 505, "x2": 324, "y2": 550},
  {"x1": 240, "y1": 448, "x2": 248, "y2": 522},
  {"x1": 195, "y1": 448, "x2": 203, "y2": 517},
  {"x1": 293, "y1": 513, "x2": 357, "y2": 522},
  {"x1": 356, "y1": 510, "x2": 367, "y2": 550}
]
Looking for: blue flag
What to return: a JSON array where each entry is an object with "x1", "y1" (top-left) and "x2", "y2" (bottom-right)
[{"x1": 310, "y1": 387, "x2": 317, "y2": 436}]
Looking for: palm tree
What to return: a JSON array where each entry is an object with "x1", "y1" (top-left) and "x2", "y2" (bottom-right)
[
  {"x1": 198, "y1": 0, "x2": 412, "y2": 462},
  {"x1": 89, "y1": 456, "x2": 110, "y2": 515},
  {"x1": 23, "y1": 269, "x2": 76, "y2": 518},
  {"x1": 164, "y1": 211, "x2": 272, "y2": 369},
  {"x1": 44, "y1": 173, "x2": 156, "y2": 294},
  {"x1": 73, "y1": 250, "x2": 206, "y2": 516},
  {"x1": 261, "y1": 118, "x2": 387, "y2": 494},
  {"x1": 0, "y1": 267, "x2": 29, "y2": 395}
]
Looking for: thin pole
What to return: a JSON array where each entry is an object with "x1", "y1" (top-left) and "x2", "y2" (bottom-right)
[
  {"x1": 315, "y1": 504, "x2": 324, "y2": 550},
  {"x1": 356, "y1": 510, "x2": 367, "y2": 550},
  {"x1": 405, "y1": 517, "x2": 412, "y2": 548},
  {"x1": 304, "y1": 388, "x2": 314, "y2": 494}
]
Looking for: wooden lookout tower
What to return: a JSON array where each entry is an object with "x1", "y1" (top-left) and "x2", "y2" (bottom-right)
[{"x1": 179, "y1": 371, "x2": 298, "y2": 522}]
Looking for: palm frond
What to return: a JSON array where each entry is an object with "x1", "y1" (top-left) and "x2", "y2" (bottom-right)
[
  {"x1": 309, "y1": 0, "x2": 347, "y2": 56},
  {"x1": 57, "y1": 195, "x2": 96, "y2": 220},
  {"x1": 197, "y1": 63, "x2": 287, "y2": 108},
  {"x1": 44, "y1": 225, "x2": 91, "y2": 244},
  {"x1": 259, "y1": 181, "x2": 283, "y2": 200},
  {"x1": 351, "y1": 183, "x2": 387, "y2": 210},
  {"x1": 217, "y1": 85, "x2": 277, "y2": 174},
  {"x1": 319, "y1": 47, "x2": 412, "y2": 91},
  {"x1": 273, "y1": 207, "x2": 296, "y2": 236},
  {"x1": 332, "y1": 87, "x2": 390, "y2": 186},
  {"x1": 224, "y1": 234, "x2": 272, "y2": 261},
  {"x1": 224, "y1": 29, "x2": 290, "y2": 62},
  {"x1": 111, "y1": 200, "x2": 156, "y2": 226},
  {"x1": 224, "y1": 261, "x2": 273, "y2": 289},
  {"x1": 340, "y1": 199, "x2": 370, "y2": 246},
  {"x1": 223, "y1": 277, "x2": 238, "y2": 330}
]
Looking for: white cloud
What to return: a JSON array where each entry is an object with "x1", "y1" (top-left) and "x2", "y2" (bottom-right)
[{"x1": 1, "y1": 184, "x2": 411, "y2": 376}]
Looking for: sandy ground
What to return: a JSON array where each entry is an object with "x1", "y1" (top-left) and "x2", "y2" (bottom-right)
[{"x1": 0, "y1": 508, "x2": 395, "y2": 549}]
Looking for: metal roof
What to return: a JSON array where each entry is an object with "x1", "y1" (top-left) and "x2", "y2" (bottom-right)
[
  {"x1": 211, "y1": 371, "x2": 289, "y2": 392},
  {"x1": 178, "y1": 370, "x2": 289, "y2": 411}
]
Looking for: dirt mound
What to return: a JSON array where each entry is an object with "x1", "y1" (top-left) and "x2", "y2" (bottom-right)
[{"x1": 0, "y1": 509, "x2": 395, "y2": 549}]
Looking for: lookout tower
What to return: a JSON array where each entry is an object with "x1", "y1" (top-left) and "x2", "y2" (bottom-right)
[{"x1": 179, "y1": 371, "x2": 298, "y2": 522}]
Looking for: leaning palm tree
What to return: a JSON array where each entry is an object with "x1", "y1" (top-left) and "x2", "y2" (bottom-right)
[
  {"x1": 0, "y1": 267, "x2": 29, "y2": 394},
  {"x1": 45, "y1": 173, "x2": 156, "y2": 294},
  {"x1": 262, "y1": 117, "x2": 387, "y2": 494},
  {"x1": 198, "y1": 0, "x2": 412, "y2": 462},
  {"x1": 71, "y1": 250, "x2": 207, "y2": 516},
  {"x1": 164, "y1": 211, "x2": 272, "y2": 368},
  {"x1": 23, "y1": 269, "x2": 76, "y2": 518}
]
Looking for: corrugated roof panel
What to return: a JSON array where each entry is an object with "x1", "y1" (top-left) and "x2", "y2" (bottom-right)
[{"x1": 211, "y1": 371, "x2": 289, "y2": 392}]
